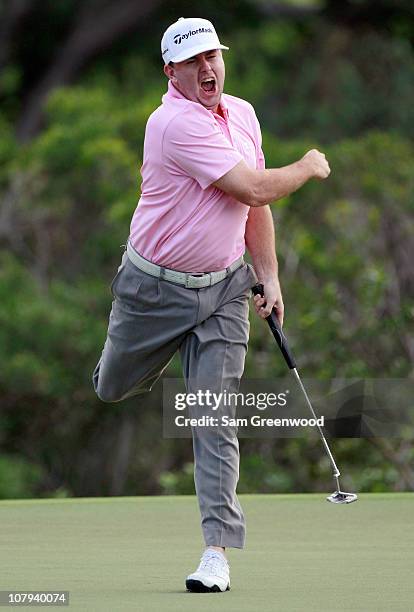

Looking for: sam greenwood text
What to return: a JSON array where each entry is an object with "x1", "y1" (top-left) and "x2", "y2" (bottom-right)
[{"x1": 175, "y1": 415, "x2": 325, "y2": 427}]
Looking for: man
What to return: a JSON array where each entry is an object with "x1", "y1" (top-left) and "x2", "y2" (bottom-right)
[{"x1": 93, "y1": 16, "x2": 330, "y2": 593}]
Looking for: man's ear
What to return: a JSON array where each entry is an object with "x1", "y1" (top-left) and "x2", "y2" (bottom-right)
[{"x1": 163, "y1": 64, "x2": 175, "y2": 82}]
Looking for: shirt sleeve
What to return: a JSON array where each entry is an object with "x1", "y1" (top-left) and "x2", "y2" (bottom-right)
[
  {"x1": 257, "y1": 145, "x2": 265, "y2": 170},
  {"x1": 162, "y1": 105, "x2": 243, "y2": 190},
  {"x1": 251, "y1": 107, "x2": 266, "y2": 170}
]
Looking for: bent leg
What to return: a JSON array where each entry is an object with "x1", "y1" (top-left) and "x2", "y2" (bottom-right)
[{"x1": 93, "y1": 256, "x2": 198, "y2": 403}]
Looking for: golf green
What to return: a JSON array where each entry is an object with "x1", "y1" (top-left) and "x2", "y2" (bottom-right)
[{"x1": 0, "y1": 494, "x2": 412, "y2": 611}]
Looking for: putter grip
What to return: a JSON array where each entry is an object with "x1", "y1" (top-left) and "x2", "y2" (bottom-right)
[{"x1": 251, "y1": 283, "x2": 297, "y2": 369}]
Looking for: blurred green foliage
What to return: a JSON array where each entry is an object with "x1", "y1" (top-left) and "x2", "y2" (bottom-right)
[
  {"x1": 0, "y1": 455, "x2": 43, "y2": 498},
  {"x1": 0, "y1": 4, "x2": 413, "y2": 498}
]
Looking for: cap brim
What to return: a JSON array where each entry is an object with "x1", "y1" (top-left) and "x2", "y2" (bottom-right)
[{"x1": 168, "y1": 43, "x2": 229, "y2": 64}]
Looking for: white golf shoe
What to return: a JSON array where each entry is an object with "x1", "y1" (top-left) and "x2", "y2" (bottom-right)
[{"x1": 186, "y1": 548, "x2": 230, "y2": 592}]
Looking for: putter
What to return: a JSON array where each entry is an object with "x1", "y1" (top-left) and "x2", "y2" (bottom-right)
[{"x1": 252, "y1": 284, "x2": 357, "y2": 504}]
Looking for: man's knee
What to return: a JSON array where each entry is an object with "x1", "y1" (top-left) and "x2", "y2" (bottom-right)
[
  {"x1": 92, "y1": 362, "x2": 127, "y2": 403},
  {"x1": 93, "y1": 370, "x2": 152, "y2": 403},
  {"x1": 93, "y1": 375, "x2": 124, "y2": 403},
  {"x1": 95, "y1": 386, "x2": 124, "y2": 403},
  {"x1": 92, "y1": 352, "x2": 162, "y2": 403}
]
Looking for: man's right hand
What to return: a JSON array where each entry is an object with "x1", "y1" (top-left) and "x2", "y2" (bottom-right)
[
  {"x1": 300, "y1": 149, "x2": 331, "y2": 180},
  {"x1": 213, "y1": 148, "x2": 331, "y2": 208}
]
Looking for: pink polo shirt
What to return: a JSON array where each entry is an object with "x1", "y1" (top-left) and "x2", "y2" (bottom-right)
[{"x1": 129, "y1": 80, "x2": 265, "y2": 272}]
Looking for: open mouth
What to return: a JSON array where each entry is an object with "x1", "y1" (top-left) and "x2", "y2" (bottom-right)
[{"x1": 200, "y1": 77, "x2": 216, "y2": 94}]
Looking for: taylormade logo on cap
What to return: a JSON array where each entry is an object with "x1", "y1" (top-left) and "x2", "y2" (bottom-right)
[
  {"x1": 173, "y1": 27, "x2": 213, "y2": 46},
  {"x1": 161, "y1": 17, "x2": 229, "y2": 64}
]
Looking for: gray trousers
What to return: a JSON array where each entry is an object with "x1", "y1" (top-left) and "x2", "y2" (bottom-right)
[{"x1": 93, "y1": 249, "x2": 257, "y2": 549}]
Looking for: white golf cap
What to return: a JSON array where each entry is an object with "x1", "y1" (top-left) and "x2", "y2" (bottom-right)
[{"x1": 161, "y1": 17, "x2": 229, "y2": 64}]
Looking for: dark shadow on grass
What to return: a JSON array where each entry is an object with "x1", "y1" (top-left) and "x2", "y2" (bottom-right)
[{"x1": 161, "y1": 590, "x2": 231, "y2": 595}]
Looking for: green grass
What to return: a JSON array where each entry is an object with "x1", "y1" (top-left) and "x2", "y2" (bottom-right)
[{"x1": 0, "y1": 494, "x2": 413, "y2": 611}]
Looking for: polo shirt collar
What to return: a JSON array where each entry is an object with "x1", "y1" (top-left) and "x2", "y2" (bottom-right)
[
  {"x1": 164, "y1": 81, "x2": 229, "y2": 121},
  {"x1": 165, "y1": 80, "x2": 186, "y2": 101}
]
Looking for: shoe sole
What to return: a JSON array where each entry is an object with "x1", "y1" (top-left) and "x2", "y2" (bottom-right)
[{"x1": 186, "y1": 579, "x2": 230, "y2": 593}]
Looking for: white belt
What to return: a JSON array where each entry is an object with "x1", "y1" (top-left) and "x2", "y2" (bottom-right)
[{"x1": 126, "y1": 241, "x2": 244, "y2": 289}]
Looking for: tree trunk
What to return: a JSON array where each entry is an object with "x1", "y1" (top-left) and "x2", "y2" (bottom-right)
[{"x1": 15, "y1": 0, "x2": 162, "y2": 142}]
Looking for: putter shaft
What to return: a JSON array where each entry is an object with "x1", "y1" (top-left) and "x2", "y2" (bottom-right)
[
  {"x1": 251, "y1": 283, "x2": 357, "y2": 501},
  {"x1": 292, "y1": 368, "x2": 340, "y2": 478}
]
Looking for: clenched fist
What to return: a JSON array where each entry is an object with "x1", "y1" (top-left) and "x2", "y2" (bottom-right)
[{"x1": 300, "y1": 149, "x2": 331, "y2": 180}]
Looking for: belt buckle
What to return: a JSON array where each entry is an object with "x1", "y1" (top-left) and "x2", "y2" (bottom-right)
[{"x1": 185, "y1": 272, "x2": 211, "y2": 288}]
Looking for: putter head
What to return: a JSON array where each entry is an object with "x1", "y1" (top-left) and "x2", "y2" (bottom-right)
[{"x1": 327, "y1": 490, "x2": 358, "y2": 504}]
